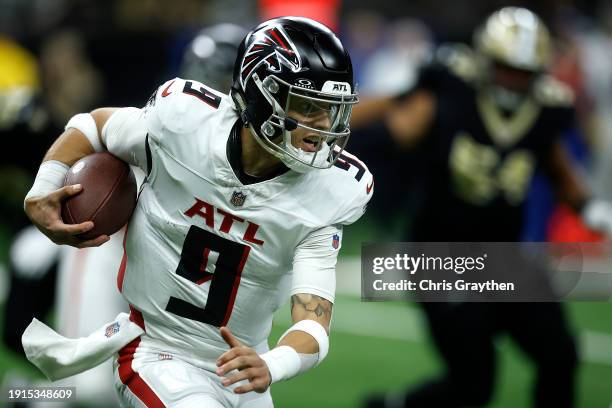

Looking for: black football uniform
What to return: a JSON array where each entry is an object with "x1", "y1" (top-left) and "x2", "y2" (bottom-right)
[
  {"x1": 411, "y1": 44, "x2": 575, "y2": 241},
  {"x1": 366, "y1": 45, "x2": 578, "y2": 408}
]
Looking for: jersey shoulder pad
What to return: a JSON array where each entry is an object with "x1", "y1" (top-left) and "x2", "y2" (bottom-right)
[
  {"x1": 144, "y1": 77, "x2": 226, "y2": 140},
  {"x1": 325, "y1": 150, "x2": 374, "y2": 225},
  {"x1": 434, "y1": 43, "x2": 481, "y2": 85},
  {"x1": 533, "y1": 75, "x2": 575, "y2": 108}
]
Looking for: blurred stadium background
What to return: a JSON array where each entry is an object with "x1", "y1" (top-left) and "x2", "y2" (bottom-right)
[{"x1": 1, "y1": 0, "x2": 612, "y2": 407}]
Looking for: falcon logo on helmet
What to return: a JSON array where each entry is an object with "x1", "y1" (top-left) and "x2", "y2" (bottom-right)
[
  {"x1": 239, "y1": 25, "x2": 303, "y2": 90},
  {"x1": 231, "y1": 17, "x2": 359, "y2": 173}
]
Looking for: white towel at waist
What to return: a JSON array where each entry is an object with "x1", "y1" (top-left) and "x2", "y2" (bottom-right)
[{"x1": 21, "y1": 312, "x2": 144, "y2": 381}]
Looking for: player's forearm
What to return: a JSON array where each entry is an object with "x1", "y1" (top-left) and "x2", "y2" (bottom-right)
[
  {"x1": 26, "y1": 110, "x2": 112, "y2": 204},
  {"x1": 557, "y1": 176, "x2": 589, "y2": 213},
  {"x1": 259, "y1": 293, "x2": 332, "y2": 383},
  {"x1": 24, "y1": 128, "x2": 97, "y2": 206},
  {"x1": 278, "y1": 293, "x2": 332, "y2": 353},
  {"x1": 23, "y1": 110, "x2": 113, "y2": 248},
  {"x1": 43, "y1": 108, "x2": 116, "y2": 165},
  {"x1": 43, "y1": 129, "x2": 97, "y2": 166},
  {"x1": 290, "y1": 293, "x2": 331, "y2": 331},
  {"x1": 546, "y1": 141, "x2": 590, "y2": 212},
  {"x1": 543, "y1": 140, "x2": 612, "y2": 234},
  {"x1": 551, "y1": 168, "x2": 588, "y2": 212}
]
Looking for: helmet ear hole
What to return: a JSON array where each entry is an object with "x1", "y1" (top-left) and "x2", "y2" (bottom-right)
[{"x1": 262, "y1": 122, "x2": 275, "y2": 136}]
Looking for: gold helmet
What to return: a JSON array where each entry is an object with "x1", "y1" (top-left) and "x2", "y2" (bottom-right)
[{"x1": 474, "y1": 7, "x2": 552, "y2": 72}]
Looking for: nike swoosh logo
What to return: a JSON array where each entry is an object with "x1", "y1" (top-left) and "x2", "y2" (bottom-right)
[
  {"x1": 366, "y1": 179, "x2": 374, "y2": 194},
  {"x1": 161, "y1": 80, "x2": 175, "y2": 97}
]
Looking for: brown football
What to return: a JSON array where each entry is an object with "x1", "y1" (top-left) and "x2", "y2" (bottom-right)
[{"x1": 61, "y1": 152, "x2": 137, "y2": 240}]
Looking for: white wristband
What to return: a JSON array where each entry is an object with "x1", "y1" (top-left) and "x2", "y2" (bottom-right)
[
  {"x1": 260, "y1": 319, "x2": 329, "y2": 384},
  {"x1": 260, "y1": 345, "x2": 301, "y2": 383},
  {"x1": 24, "y1": 161, "x2": 69, "y2": 205},
  {"x1": 66, "y1": 113, "x2": 104, "y2": 152}
]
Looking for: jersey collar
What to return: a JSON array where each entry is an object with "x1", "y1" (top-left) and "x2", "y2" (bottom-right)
[{"x1": 226, "y1": 118, "x2": 289, "y2": 185}]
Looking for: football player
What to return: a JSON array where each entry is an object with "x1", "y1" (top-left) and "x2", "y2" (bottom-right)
[
  {"x1": 4, "y1": 24, "x2": 238, "y2": 408},
  {"x1": 355, "y1": 7, "x2": 612, "y2": 408},
  {"x1": 23, "y1": 17, "x2": 371, "y2": 407}
]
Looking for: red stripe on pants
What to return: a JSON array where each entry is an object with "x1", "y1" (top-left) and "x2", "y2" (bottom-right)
[{"x1": 118, "y1": 337, "x2": 165, "y2": 408}]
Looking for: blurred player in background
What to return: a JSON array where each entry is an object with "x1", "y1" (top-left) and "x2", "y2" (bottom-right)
[
  {"x1": 346, "y1": 18, "x2": 433, "y2": 227},
  {"x1": 355, "y1": 7, "x2": 612, "y2": 408},
  {"x1": 23, "y1": 17, "x2": 371, "y2": 407},
  {"x1": 0, "y1": 36, "x2": 58, "y2": 235}
]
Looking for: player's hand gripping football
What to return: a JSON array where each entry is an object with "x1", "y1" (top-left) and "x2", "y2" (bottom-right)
[
  {"x1": 24, "y1": 184, "x2": 109, "y2": 248},
  {"x1": 216, "y1": 326, "x2": 272, "y2": 394}
]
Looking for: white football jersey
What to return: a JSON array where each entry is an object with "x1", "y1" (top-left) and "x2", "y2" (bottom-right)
[{"x1": 103, "y1": 78, "x2": 373, "y2": 370}]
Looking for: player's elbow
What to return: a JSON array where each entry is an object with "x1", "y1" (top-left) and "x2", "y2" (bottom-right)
[
  {"x1": 313, "y1": 320, "x2": 330, "y2": 336},
  {"x1": 90, "y1": 107, "x2": 118, "y2": 137}
]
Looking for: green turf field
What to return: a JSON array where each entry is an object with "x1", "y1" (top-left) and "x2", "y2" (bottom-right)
[
  {"x1": 3, "y1": 296, "x2": 609, "y2": 407},
  {"x1": 0, "y1": 217, "x2": 611, "y2": 407},
  {"x1": 267, "y1": 297, "x2": 612, "y2": 408}
]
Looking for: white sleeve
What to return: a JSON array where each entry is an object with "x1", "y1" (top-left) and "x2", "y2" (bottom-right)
[
  {"x1": 291, "y1": 226, "x2": 342, "y2": 303},
  {"x1": 101, "y1": 107, "x2": 148, "y2": 170}
]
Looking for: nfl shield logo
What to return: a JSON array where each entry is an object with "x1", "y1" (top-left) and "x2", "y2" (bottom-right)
[
  {"x1": 105, "y1": 322, "x2": 120, "y2": 338},
  {"x1": 230, "y1": 191, "x2": 247, "y2": 207},
  {"x1": 332, "y1": 234, "x2": 340, "y2": 249}
]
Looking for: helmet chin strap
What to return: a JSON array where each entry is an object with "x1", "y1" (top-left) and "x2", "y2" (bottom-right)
[
  {"x1": 231, "y1": 87, "x2": 292, "y2": 167},
  {"x1": 240, "y1": 110, "x2": 316, "y2": 174},
  {"x1": 278, "y1": 130, "x2": 330, "y2": 173},
  {"x1": 247, "y1": 122, "x2": 323, "y2": 174},
  {"x1": 230, "y1": 89, "x2": 253, "y2": 126}
]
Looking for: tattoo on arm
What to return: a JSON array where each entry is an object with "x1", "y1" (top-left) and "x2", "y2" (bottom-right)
[{"x1": 290, "y1": 294, "x2": 332, "y2": 321}]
